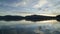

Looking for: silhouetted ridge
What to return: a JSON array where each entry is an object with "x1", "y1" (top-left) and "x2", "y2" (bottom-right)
[
  {"x1": 56, "y1": 15, "x2": 60, "y2": 22},
  {"x1": 0, "y1": 16, "x2": 3, "y2": 20},
  {"x1": 0, "y1": 15, "x2": 24, "y2": 21},
  {"x1": 0, "y1": 15, "x2": 60, "y2": 22},
  {"x1": 25, "y1": 15, "x2": 56, "y2": 21}
]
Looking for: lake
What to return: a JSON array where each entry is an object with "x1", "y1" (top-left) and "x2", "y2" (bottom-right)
[{"x1": 0, "y1": 20, "x2": 60, "y2": 34}]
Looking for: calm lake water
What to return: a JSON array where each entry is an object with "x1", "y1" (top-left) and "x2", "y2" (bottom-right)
[{"x1": 0, "y1": 20, "x2": 60, "y2": 34}]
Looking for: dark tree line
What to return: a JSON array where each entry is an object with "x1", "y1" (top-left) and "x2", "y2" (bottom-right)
[{"x1": 0, "y1": 15, "x2": 60, "y2": 22}]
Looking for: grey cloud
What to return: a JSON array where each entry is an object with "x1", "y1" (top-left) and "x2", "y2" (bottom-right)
[{"x1": 0, "y1": 0, "x2": 39, "y2": 8}]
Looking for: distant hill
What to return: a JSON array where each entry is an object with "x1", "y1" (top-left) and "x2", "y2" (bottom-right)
[{"x1": 0, "y1": 15, "x2": 60, "y2": 22}]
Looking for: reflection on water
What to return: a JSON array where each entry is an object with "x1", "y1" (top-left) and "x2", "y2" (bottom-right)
[
  {"x1": 0, "y1": 20, "x2": 60, "y2": 34},
  {"x1": 0, "y1": 20, "x2": 58, "y2": 25}
]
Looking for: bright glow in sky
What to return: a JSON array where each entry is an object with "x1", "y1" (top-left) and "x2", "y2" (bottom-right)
[{"x1": 0, "y1": 0, "x2": 60, "y2": 16}]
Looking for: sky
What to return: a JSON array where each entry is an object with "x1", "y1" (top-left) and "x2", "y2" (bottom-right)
[{"x1": 0, "y1": 0, "x2": 60, "y2": 16}]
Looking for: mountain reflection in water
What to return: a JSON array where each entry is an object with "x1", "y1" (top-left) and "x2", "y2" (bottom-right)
[{"x1": 0, "y1": 20, "x2": 60, "y2": 34}]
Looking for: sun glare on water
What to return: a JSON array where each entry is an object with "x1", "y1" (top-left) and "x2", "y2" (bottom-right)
[{"x1": 39, "y1": 20, "x2": 58, "y2": 24}]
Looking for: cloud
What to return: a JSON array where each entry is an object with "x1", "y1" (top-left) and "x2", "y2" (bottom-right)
[
  {"x1": 0, "y1": 0, "x2": 38, "y2": 13},
  {"x1": 47, "y1": 0, "x2": 60, "y2": 15},
  {"x1": 32, "y1": 0, "x2": 60, "y2": 15},
  {"x1": 0, "y1": 0, "x2": 39, "y2": 8},
  {"x1": 0, "y1": 0, "x2": 25, "y2": 7},
  {"x1": 0, "y1": 0, "x2": 60, "y2": 15},
  {"x1": 33, "y1": 0, "x2": 48, "y2": 8},
  {"x1": 0, "y1": 0, "x2": 40, "y2": 16}
]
